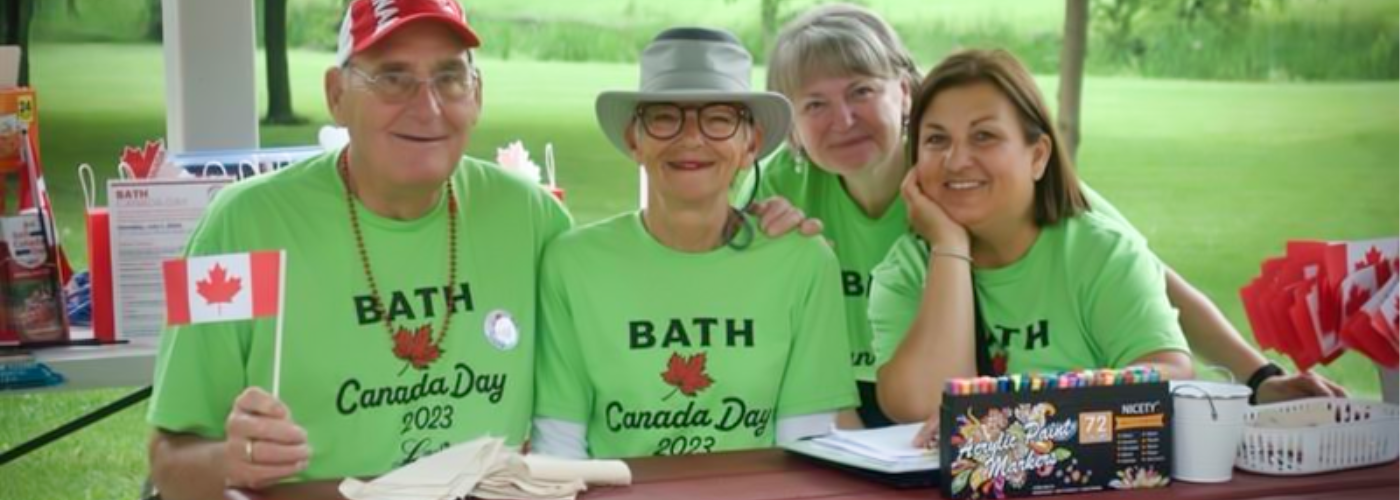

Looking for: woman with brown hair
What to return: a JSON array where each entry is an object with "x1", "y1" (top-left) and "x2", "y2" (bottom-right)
[
  {"x1": 870, "y1": 49, "x2": 1195, "y2": 423},
  {"x1": 754, "y1": 5, "x2": 1343, "y2": 430}
]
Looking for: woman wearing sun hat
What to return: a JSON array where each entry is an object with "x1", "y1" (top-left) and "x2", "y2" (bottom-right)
[{"x1": 531, "y1": 27, "x2": 858, "y2": 459}]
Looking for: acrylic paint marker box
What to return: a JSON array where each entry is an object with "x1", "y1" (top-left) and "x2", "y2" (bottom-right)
[{"x1": 940, "y1": 380, "x2": 1173, "y2": 499}]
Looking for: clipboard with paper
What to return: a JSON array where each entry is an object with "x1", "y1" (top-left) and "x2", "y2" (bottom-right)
[{"x1": 780, "y1": 423, "x2": 940, "y2": 488}]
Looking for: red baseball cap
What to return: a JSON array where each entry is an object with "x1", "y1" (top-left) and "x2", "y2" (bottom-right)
[{"x1": 335, "y1": 0, "x2": 481, "y2": 66}]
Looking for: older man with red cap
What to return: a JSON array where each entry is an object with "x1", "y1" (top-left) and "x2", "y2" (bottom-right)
[{"x1": 146, "y1": 1, "x2": 571, "y2": 497}]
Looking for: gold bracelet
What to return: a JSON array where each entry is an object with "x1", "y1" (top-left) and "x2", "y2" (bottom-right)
[{"x1": 930, "y1": 248, "x2": 973, "y2": 264}]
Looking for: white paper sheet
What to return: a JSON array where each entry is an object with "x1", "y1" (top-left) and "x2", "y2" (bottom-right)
[
  {"x1": 811, "y1": 423, "x2": 937, "y2": 466},
  {"x1": 108, "y1": 178, "x2": 231, "y2": 338}
]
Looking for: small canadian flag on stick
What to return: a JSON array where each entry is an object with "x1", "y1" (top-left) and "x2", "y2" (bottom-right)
[
  {"x1": 163, "y1": 250, "x2": 288, "y2": 396},
  {"x1": 163, "y1": 251, "x2": 282, "y2": 325}
]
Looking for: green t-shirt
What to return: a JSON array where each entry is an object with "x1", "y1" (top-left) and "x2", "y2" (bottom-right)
[
  {"x1": 733, "y1": 146, "x2": 908, "y2": 381},
  {"x1": 534, "y1": 212, "x2": 858, "y2": 458},
  {"x1": 868, "y1": 210, "x2": 1189, "y2": 375},
  {"x1": 147, "y1": 150, "x2": 572, "y2": 480},
  {"x1": 736, "y1": 152, "x2": 1145, "y2": 379}
]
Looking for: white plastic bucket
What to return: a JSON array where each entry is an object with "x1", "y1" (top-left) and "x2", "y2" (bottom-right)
[
  {"x1": 1170, "y1": 380, "x2": 1252, "y2": 483},
  {"x1": 1377, "y1": 366, "x2": 1400, "y2": 406}
]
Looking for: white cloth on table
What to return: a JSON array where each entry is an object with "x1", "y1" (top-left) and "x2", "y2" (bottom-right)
[{"x1": 339, "y1": 436, "x2": 631, "y2": 500}]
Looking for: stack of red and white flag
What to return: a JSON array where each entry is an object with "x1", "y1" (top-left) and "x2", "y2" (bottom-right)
[{"x1": 1241, "y1": 237, "x2": 1399, "y2": 371}]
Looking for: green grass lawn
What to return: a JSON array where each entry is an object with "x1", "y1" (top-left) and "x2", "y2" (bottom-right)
[{"x1": 0, "y1": 41, "x2": 1396, "y2": 500}]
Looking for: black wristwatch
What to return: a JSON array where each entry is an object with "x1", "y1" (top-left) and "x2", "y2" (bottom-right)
[{"x1": 1246, "y1": 362, "x2": 1285, "y2": 405}]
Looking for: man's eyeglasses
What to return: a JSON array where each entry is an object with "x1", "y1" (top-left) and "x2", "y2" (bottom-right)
[
  {"x1": 345, "y1": 66, "x2": 475, "y2": 104},
  {"x1": 635, "y1": 103, "x2": 751, "y2": 141}
]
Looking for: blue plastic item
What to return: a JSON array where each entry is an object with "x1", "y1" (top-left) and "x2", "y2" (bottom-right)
[
  {"x1": 0, "y1": 359, "x2": 66, "y2": 391},
  {"x1": 64, "y1": 270, "x2": 92, "y2": 327}
]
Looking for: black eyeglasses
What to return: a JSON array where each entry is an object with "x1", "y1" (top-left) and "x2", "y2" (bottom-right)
[
  {"x1": 635, "y1": 103, "x2": 751, "y2": 141},
  {"x1": 346, "y1": 66, "x2": 476, "y2": 104}
]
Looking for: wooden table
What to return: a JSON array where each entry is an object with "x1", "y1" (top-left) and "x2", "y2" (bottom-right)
[{"x1": 232, "y1": 449, "x2": 1398, "y2": 500}]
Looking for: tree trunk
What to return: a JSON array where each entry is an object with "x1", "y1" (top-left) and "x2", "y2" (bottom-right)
[
  {"x1": 262, "y1": 0, "x2": 305, "y2": 125},
  {"x1": 146, "y1": 0, "x2": 162, "y2": 42},
  {"x1": 760, "y1": 0, "x2": 784, "y2": 56},
  {"x1": 1059, "y1": 0, "x2": 1089, "y2": 162},
  {"x1": 0, "y1": 1, "x2": 16, "y2": 46},
  {"x1": 2, "y1": 0, "x2": 35, "y2": 86}
]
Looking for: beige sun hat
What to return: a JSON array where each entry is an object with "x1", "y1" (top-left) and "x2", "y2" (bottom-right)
[{"x1": 595, "y1": 27, "x2": 792, "y2": 159}]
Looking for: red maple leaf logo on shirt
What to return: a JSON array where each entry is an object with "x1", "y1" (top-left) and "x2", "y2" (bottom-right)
[
  {"x1": 196, "y1": 264, "x2": 241, "y2": 311},
  {"x1": 991, "y1": 353, "x2": 1008, "y2": 377},
  {"x1": 660, "y1": 352, "x2": 713, "y2": 400},
  {"x1": 392, "y1": 324, "x2": 443, "y2": 371}
]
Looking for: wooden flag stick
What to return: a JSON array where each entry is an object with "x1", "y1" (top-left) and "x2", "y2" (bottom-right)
[{"x1": 272, "y1": 250, "x2": 287, "y2": 398}]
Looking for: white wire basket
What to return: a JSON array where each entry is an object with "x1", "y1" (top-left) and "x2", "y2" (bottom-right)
[{"x1": 1235, "y1": 398, "x2": 1399, "y2": 475}]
